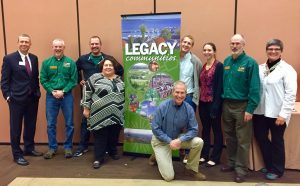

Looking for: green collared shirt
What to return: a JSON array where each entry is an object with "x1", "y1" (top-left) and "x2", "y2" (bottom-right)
[
  {"x1": 40, "y1": 56, "x2": 78, "y2": 93},
  {"x1": 222, "y1": 52, "x2": 260, "y2": 113}
]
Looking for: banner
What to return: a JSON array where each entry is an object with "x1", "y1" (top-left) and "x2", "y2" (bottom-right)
[{"x1": 122, "y1": 13, "x2": 181, "y2": 154}]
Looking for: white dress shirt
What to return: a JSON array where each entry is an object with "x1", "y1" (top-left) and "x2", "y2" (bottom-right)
[{"x1": 18, "y1": 50, "x2": 32, "y2": 70}]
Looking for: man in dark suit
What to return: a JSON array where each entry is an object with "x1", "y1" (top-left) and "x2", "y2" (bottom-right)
[{"x1": 1, "y1": 34, "x2": 43, "y2": 166}]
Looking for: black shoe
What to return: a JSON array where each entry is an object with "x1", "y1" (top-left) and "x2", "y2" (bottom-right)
[
  {"x1": 220, "y1": 165, "x2": 234, "y2": 172},
  {"x1": 73, "y1": 148, "x2": 88, "y2": 157},
  {"x1": 235, "y1": 173, "x2": 246, "y2": 183},
  {"x1": 110, "y1": 154, "x2": 120, "y2": 160},
  {"x1": 24, "y1": 150, "x2": 43, "y2": 157},
  {"x1": 14, "y1": 157, "x2": 29, "y2": 166}
]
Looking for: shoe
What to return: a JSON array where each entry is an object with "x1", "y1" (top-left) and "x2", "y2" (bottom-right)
[
  {"x1": 183, "y1": 154, "x2": 189, "y2": 164},
  {"x1": 260, "y1": 168, "x2": 268, "y2": 174},
  {"x1": 220, "y1": 165, "x2": 234, "y2": 172},
  {"x1": 24, "y1": 150, "x2": 43, "y2": 157},
  {"x1": 73, "y1": 148, "x2": 88, "y2": 157},
  {"x1": 265, "y1": 173, "x2": 280, "y2": 180},
  {"x1": 235, "y1": 173, "x2": 246, "y2": 183},
  {"x1": 14, "y1": 157, "x2": 29, "y2": 166},
  {"x1": 199, "y1": 157, "x2": 206, "y2": 164},
  {"x1": 110, "y1": 154, "x2": 120, "y2": 160},
  {"x1": 64, "y1": 149, "x2": 73, "y2": 159},
  {"x1": 205, "y1": 160, "x2": 216, "y2": 167},
  {"x1": 93, "y1": 159, "x2": 104, "y2": 169},
  {"x1": 179, "y1": 149, "x2": 185, "y2": 162},
  {"x1": 148, "y1": 154, "x2": 157, "y2": 166},
  {"x1": 185, "y1": 169, "x2": 206, "y2": 181},
  {"x1": 43, "y1": 149, "x2": 56, "y2": 159}
]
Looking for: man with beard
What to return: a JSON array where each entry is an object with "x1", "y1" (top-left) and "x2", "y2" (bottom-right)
[
  {"x1": 73, "y1": 36, "x2": 123, "y2": 157},
  {"x1": 221, "y1": 34, "x2": 260, "y2": 183}
]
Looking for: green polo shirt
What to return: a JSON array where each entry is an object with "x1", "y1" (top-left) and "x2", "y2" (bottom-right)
[
  {"x1": 222, "y1": 52, "x2": 260, "y2": 113},
  {"x1": 40, "y1": 55, "x2": 78, "y2": 93}
]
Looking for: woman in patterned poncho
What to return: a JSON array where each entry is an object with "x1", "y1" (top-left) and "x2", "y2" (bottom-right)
[{"x1": 81, "y1": 56, "x2": 124, "y2": 169}]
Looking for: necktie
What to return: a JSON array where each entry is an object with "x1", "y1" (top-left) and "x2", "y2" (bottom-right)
[{"x1": 25, "y1": 56, "x2": 32, "y2": 76}]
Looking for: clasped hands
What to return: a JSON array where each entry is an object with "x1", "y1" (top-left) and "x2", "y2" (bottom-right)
[
  {"x1": 52, "y1": 90, "x2": 64, "y2": 99},
  {"x1": 169, "y1": 138, "x2": 182, "y2": 150}
]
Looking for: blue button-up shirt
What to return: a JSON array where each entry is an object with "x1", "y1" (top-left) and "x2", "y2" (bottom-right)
[
  {"x1": 180, "y1": 52, "x2": 194, "y2": 94},
  {"x1": 151, "y1": 99, "x2": 199, "y2": 143}
]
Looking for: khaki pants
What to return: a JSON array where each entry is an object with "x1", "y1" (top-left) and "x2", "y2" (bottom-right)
[
  {"x1": 222, "y1": 100, "x2": 252, "y2": 175},
  {"x1": 151, "y1": 135, "x2": 203, "y2": 181}
]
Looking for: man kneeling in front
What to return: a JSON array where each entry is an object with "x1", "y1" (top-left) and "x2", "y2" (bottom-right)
[{"x1": 150, "y1": 80, "x2": 206, "y2": 181}]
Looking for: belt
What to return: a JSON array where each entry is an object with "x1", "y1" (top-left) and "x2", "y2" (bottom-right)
[{"x1": 224, "y1": 99, "x2": 247, "y2": 103}]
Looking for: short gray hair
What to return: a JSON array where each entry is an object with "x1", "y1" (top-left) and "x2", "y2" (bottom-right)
[
  {"x1": 173, "y1": 80, "x2": 187, "y2": 93},
  {"x1": 266, "y1": 39, "x2": 283, "y2": 51},
  {"x1": 52, "y1": 38, "x2": 65, "y2": 46}
]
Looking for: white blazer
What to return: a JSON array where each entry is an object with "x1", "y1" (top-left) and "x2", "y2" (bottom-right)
[{"x1": 254, "y1": 60, "x2": 297, "y2": 125}]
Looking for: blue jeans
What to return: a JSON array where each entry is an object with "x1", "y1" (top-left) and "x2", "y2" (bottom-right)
[
  {"x1": 46, "y1": 92, "x2": 74, "y2": 150},
  {"x1": 184, "y1": 94, "x2": 196, "y2": 112}
]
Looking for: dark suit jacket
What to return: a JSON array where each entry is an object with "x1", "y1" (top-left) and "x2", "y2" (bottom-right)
[{"x1": 1, "y1": 51, "x2": 41, "y2": 102}]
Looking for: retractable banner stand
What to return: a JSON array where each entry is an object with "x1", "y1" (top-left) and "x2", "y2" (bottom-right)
[{"x1": 122, "y1": 13, "x2": 181, "y2": 154}]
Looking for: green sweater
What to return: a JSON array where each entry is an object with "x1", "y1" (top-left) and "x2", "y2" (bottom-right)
[
  {"x1": 40, "y1": 56, "x2": 78, "y2": 93},
  {"x1": 222, "y1": 52, "x2": 260, "y2": 114}
]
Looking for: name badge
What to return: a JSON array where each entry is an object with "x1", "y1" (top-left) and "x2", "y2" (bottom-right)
[
  {"x1": 238, "y1": 66, "x2": 245, "y2": 72},
  {"x1": 50, "y1": 66, "x2": 57, "y2": 69},
  {"x1": 224, "y1": 66, "x2": 230, "y2": 70},
  {"x1": 63, "y1": 63, "x2": 70, "y2": 68},
  {"x1": 19, "y1": 61, "x2": 25, "y2": 66}
]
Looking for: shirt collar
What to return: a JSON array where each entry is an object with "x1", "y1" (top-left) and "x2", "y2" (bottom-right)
[
  {"x1": 182, "y1": 52, "x2": 192, "y2": 61},
  {"x1": 53, "y1": 55, "x2": 65, "y2": 61},
  {"x1": 232, "y1": 51, "x2": 246, "y2": 61},
  {"x1": 18, "y1": 50, "x2": 28, "y2": 59},
  {"x1": 172, "y1": 99, "x2": 184, "y2": 108}
]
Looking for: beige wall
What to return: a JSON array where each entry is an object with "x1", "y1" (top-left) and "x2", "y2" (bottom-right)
[
  {"x1": 237, "y1": 0, "x2": 300, "y2": 94},
  {"x1": 0, "y1": 0, "x2": 299, "y2": 143}
]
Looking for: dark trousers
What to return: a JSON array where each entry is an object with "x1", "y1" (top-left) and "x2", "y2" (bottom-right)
[
  {"x1": 8, "y1": 97, "x2": 39, "y2": 159},
  {"x1": 182, "y1": 94, "x2": 196, "y2": 155},
  {"x1": 199, "y1": 101, "x2": 223, "y2": 163},
  {"x1": 253, "y1": 114, "x2": 286, "y2": 176},
  {"x1": 78, "y1": 116, "x2": 90, "y2": 150},
  {"x1": 92, "y1": 124, "x2": 121, "y2": 161}
]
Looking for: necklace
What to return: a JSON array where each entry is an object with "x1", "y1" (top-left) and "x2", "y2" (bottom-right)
[{"x1": 264, "y1": 62, "x2": 281, "y2": 77}]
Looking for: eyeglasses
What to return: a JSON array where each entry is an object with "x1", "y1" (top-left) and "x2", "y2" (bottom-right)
[
  {"x1": 267, "y1": 48, "x2": 281, "y2": 52},
  {"x1": 230, "y1": 42, "x2": 241, "y2": 46}
]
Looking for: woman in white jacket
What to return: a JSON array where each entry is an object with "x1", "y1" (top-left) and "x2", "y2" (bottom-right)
[{"x1": 253, "y1": 39, "x2": 297, "y2": 180}]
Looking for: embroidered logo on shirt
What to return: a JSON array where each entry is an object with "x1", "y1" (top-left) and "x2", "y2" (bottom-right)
[
  {"x1": 63, "y1": 63, "x2": 71, "y2": 68},
  {"x1": 237, "y1": 66, "x2": 245, "y2": 72},
  {"x1": 50, "y1": 66, "x2": 57, "y2": 69}
]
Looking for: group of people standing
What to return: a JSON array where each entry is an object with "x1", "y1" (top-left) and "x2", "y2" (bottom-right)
[
  {"x1": 149, "y1": 34, "x2": 297, "y2": 183},
  {"x1": 0, "y1": 34, "x2": 125, "y2": 170},
  {"x1": 0, "y1": 33, "x2": 297, "y2": 183}
]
